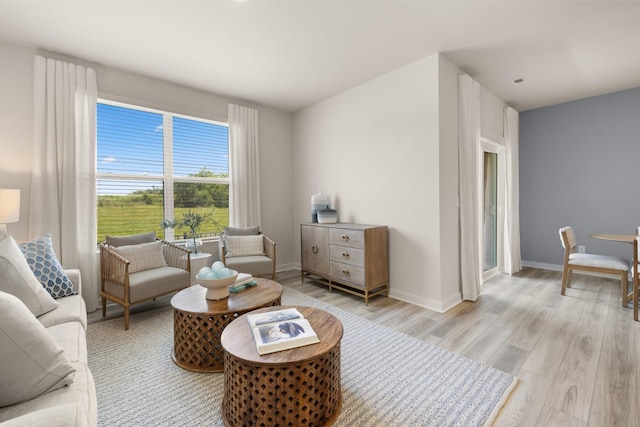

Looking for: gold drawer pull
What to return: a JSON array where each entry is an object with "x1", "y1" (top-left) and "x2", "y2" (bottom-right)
[
  {"x1": 342, "y1": 252, "x2": 350, "y2": 259},
  {"x1": 311, "y1": 244, "x2": 318, "y2": 254},
  {"x1": 342, "y1": 269, "x2": 350, "y2": 276},
  {"x1": 341, "y1": 234, "x2": 350, "y2": 241}
]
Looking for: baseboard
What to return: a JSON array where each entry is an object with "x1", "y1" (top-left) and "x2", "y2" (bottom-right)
[
  {"x1": 276, "y1": 263, "x2": 299, "y2": 273},
  {"x1": 390, "y1": 288, "x2": 462, "y2": 314},
  {"x1": 522, "y1": 260, "x2": 562, "y2": 272}
]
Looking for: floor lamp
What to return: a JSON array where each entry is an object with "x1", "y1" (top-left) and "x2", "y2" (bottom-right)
[{"x1": 0, "y1": 189, "x2": 20, "y2": 240}]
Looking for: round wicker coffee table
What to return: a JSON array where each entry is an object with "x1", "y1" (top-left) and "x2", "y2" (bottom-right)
[
  {"x1": 170, "y1": 278, "x2": 283, "y2": 373},
  {"x1": 221, "y1": 305, "x2": 343, "y2": 427}
]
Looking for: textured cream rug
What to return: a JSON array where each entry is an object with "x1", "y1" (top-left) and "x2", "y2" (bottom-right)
[{"x1": 87, "y1": 286, "x2": 517, "y2": 426}]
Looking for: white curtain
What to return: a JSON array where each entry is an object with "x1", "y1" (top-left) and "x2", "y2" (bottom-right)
[
  {"x1": 458, "y1": 74, "x2": 482, "y2": 301},
  {"x1": 503, "y1": 107, "x2": 522, "y2": 274},
  {"x1": 228, "y1": 104, "x2": 261, "y2": 228},
  {"x1": 31, "y1": 56, "x2": 98, "y2": 312}
]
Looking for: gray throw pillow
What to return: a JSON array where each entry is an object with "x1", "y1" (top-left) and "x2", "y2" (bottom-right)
[
  {"x1": 223, "y1": 226, "x2": 260, "y2": 236},
  {"x1": 105, "y1": 231, "x2": 156, "y2": 247}
]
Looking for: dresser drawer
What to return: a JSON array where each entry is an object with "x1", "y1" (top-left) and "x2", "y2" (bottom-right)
[
  {"x1": 329, "y1": 245, "x2": 364, "y2": 267},
  {"x1": 330, "y1": 261, "x2": 365, "y2": 286},
  {"x1": 329, "y1": 228, "x2": 364, "y2": 249}
]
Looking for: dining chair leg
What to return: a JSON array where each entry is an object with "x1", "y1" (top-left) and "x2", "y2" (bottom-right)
[
  {"x1": 621, "y1": 272, "x2": 628, "y2": 307},
  {"x1": 561, "y1": 266, "x2": 570, "y2": 295},
  {"x1": 634, "y1": 282, "x2": 638, "y2": 321}
]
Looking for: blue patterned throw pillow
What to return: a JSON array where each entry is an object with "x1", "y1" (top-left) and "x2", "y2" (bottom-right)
[{"x1": 18, "y1": 235, "x2": 75, "y2": 299}]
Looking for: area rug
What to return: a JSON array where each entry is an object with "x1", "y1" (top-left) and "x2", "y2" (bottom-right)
[{"x1": 87, "y1": 286, "x2": 517, "y2": 426}]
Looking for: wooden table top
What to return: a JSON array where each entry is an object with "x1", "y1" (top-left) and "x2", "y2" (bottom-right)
[
  {"x1": 590, "y1": 233, "x2": 638, "y2": 243},
  {"x1": 170, "y1": 278, "x2": 283, "y2": 315},
  {"x1": 221, "y1": 305, "x2": 344, "y2": 366}
]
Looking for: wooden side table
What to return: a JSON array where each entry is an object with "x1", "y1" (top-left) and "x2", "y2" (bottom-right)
[
  {"x1": 221, "y1": 305, "x2": 343, "y2": 427},
  {"x1": 170, "y1": 278, "x2": 283, "y2": 373}
]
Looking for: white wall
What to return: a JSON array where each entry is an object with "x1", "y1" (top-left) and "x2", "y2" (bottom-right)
[
  {"x1": 480, "y1": 86, "x2": 506, "y2": 141},
  {"x1": 0, "y1": 41, "x2": 36, "y2": 240},
  {"x1": 293, "y1": 53, "x2": 464, "y2": 311},
  {"x1": 437, "y1": 55, "x2": 463, "y2": 308},
  {"x1": 0, "y1": 40, "x2": 295, "y2": 268}
]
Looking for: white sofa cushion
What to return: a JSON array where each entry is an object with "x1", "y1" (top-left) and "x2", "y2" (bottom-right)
[
  {"x1": 110, "y1": 241, "x2": 167, "y2": 273},
  {"x1": 0, "y1": 404, "x2": 88, "y2": 427},
  {"x1": 47, "y1": 322, "x2": 87, "y2": 364},
  {"x1": 0, "y1": 362, "x2": 95, "y2": 426},
  {"x1": 0, "y1": 291, "x2": 75, "y2": 407},
  {"x1": 37, "y1": 294, "x2": 87, "y2": 330},
  {"x1": 0, "y1": 236, "x2": 58, "y2": 317}
]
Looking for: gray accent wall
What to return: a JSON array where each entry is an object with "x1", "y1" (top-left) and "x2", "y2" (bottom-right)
[{"x1": 520, "y1": 87, "x2": 640, "y2": 266}]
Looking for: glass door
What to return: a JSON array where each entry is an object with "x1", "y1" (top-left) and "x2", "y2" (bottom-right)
[{"x1": 483, "y1": 151, "x2": 498, "y2": 272}]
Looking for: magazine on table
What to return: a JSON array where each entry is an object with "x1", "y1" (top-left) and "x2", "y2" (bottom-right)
[{"x1": 246, "y1": 308, "x2": 320, "y2": 355}]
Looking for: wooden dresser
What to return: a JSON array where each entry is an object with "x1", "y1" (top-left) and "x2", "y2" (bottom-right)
[{"x1": 301, "y1": 223, "x2": 389, "y2": 304}]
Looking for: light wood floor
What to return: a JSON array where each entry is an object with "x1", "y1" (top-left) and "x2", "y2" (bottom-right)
[{"x1": 91, "y1": 267, "x2": 640, "y2": 426}]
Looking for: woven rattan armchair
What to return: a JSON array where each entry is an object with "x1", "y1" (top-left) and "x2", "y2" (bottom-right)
[
  {"x1": 219, "y1": 226, "x2": 276, "y2": 280},
  {"x1": 100, "y1": 237, "x2": 190, "y2": 330}
]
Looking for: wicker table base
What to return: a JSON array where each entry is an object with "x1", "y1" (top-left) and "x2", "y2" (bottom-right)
[
  {"x1": 221, "y1": 305, "x2": 343, "y2": 427},
  {"x1": 170, "y1": 279, "x2": 283, "y2": 373}
]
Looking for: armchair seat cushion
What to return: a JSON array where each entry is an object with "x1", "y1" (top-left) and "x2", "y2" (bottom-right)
[
  {"x1": 103, "y1": 266, "x2": 189, "y2": 303},
  {"x1": 568, "y1": 253, "x2": 629, "y2": 271},
  {"x1": 224, "y1": 255, "x2": 274, "y2": 277}
]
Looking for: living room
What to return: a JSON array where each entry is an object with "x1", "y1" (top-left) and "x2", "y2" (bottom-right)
[{"x1": 1, "y1": 2, "x2": 639, "y2": 426}]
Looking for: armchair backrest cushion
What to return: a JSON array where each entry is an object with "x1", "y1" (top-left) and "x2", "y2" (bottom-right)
[
  {"x1": 105, "y1": 231, "x2": 156, "y2": 248},
  {"x1": 225, "y1": 235, "x2": 265, "y2": 258},
  {"x1": 110, "y1": 241, "x2": 167, "y2": 273},
  {"x1": 223, "y1": 226, "x2": 260, "y2": 236}
]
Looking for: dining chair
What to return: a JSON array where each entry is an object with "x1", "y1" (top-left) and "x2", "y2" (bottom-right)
[{"x1": 559, "y1": 226, "x2": 630, "y2": 303}]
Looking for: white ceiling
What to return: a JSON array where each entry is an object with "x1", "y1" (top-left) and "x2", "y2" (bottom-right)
[{"x1": 1, "y1": 1, "x2": 639, "y2": 113}]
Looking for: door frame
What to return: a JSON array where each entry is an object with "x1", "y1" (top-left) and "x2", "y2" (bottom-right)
[{"x1": 479, "y1": 137, "x2": 505, "y2": 282}]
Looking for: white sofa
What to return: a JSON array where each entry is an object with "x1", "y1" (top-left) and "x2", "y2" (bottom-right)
[{"x1": 0, "y1": 269, "x2": 97, "y2": 427}]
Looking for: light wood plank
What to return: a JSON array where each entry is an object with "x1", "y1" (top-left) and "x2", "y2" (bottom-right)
[
  {"x1": 537, "y1": 405, "x2": 587, "y2": 427},
  {"x1": 588, "y1": 293, "x2": 640, "y2": 426},
  {"x1": 521, "y1": 314, "x2": 577, "y2": 379},
  {"x1": 493, "y1": 368, "x2": 552, "y2": 427},
  {"x1": 545, "y1": 279, "x2": 610, "y2": 421}
]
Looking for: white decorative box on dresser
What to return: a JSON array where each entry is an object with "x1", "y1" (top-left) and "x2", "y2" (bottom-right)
[{"x1": 301, "y1": 223, "x2": 389, "y2": 304}]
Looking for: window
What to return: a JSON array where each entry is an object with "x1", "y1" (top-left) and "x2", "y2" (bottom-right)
[{"x1": 96, "y1": 100, "x2": 229, "y2": 243}]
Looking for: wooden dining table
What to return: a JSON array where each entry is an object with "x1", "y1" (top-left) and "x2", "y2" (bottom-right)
[{"x1": 590, "y1": 233, "x2": 638, "y2": 318}]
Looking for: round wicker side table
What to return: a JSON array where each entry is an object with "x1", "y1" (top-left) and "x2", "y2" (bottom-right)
[
  {"x1": 221, "y1": 305, "x2": 343, "y2": 427},
  {"x1": 170, "y1": 278, "x2": 283, "y2": 373}
]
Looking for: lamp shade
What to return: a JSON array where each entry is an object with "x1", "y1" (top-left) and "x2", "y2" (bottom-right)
[{"x1": 0, "y1": 189, "x2": 20, "y2": 223}]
